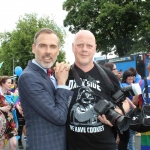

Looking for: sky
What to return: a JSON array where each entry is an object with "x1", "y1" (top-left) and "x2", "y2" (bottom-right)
[
  {"x1": 0, "y1": 0, "x2": 116, "y2": 64},
  {"x1": 0, "y1": 0, "x2": 75, "y2": 63}
]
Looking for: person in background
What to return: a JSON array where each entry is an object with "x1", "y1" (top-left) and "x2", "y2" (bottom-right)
[
  {"x1": 104, "y1": 62, "x2": 130, "y2": 150},
  {"x1": 128, "y1": 67, "x2": 142, "y2": 137},
  {"x1": 23, "y1": 126, "x2": 26, "y2": 141},
  {"x1": 18, "y1": 28, "x2": 73, "y2": 150},
  {"x1": 0, "y1": 76, "x2": 17, "y2": 150},
  {"x1": 65, "y1": 30, "x2": 136, "y2": 150},
  {"x1": 104, "y1": 62, "x2": 122, "y2": 82},
  {"x1": 121, "y1": 70, "x2": 136, "y2": 150},
  {"x1": 10, "y1": 81, "x2": 26, "y2": 149},
  {"x1": 128, "y1": 67, "x2": 141, "y2": 83},
  {"x1": 15, "y1": 92, "x2": 26, "y2": 149},
  {"x1": 16, "y1": 104, "x2": 25, "y2": 149},
  {"x1": 138, "y1": 63, "x2": 150, "y2": 150}
]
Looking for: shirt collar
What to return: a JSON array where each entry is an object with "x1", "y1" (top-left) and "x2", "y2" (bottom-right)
[{"x1": 32, "y1": 59, "x2": 47, "y2": 73}]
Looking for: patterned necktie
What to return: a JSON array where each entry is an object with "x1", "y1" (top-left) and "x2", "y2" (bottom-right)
[{"x1": 47, "y1": 69, "x2": 53, "y2": 77}]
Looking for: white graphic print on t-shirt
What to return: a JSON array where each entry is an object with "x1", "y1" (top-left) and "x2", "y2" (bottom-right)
[{"x1": 68, "y1": 79, "x2": 104, "y2": 133}]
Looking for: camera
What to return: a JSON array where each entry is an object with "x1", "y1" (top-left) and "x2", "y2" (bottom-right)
[
  {"x1": 111, "y1": 83, "x2": 141, "y2": 105},
  {"x1": 94, "y1": 98, "x2": 131, "y2": 133},
  {"x1": 94, "y1": 83, "x2": 141, "y2": 133}
]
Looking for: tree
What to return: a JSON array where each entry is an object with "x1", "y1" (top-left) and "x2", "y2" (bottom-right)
[
  {"x1": 63, "y1": 0, "x2": 150, "y2": 57},
  {"x1": 132, "y1": 1, "x2": 150, "y2": 53},
  {"x1": 0, "y1": 13, "x2": 67, "y2": 76}
]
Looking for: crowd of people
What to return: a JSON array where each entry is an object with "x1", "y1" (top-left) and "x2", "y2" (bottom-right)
[
  {"x1": 104, "y1": 62, "x2": 150, "y2": 150},
  {"x1": 0, "y1": 28, "x2": 150, "y2": 150},
  {"x1": 0, "y1": 76, "x2": 26, "y2": 150}
]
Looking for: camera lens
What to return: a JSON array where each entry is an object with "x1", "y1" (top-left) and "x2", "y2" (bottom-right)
[
  {"x1": 106, "y1": 109, "x2": 122, "y2": 125},
  {"x1": 116, "y1": 116, "x2": 124, "y2": 125},
  {"x1": 117, "y1": 116, "x2": 131, "y2": 133},
  {"x1": 106, "y1": 110, "x2": 131, "y2": 133}
]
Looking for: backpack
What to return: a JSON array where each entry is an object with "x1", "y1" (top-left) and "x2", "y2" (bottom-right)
[{"x1": 129, "y1": 78, "x2": 150, "y2": 132}]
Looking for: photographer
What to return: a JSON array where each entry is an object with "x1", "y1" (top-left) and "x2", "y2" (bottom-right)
[
  {"x1": 66, "y1": 30, "x2": 136, "y2": 150},
  {"x1": 121, "y1": 70, "x2": 136, "y2": 150},
  {"x1": 138, "y1": 63, "x2": 150, "y2": 150}
]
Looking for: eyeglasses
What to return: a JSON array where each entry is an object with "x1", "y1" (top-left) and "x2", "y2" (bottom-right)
[{"x1": 112, "y1": 68, "x2": 117, "y2": 70}]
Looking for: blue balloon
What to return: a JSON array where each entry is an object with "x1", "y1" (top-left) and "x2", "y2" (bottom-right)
[{"x1": 14, "y1": 66, "x2": 22, "y2": 76}]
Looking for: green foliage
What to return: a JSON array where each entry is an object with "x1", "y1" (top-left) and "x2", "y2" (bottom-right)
[
  {"x1": 63, "y1": 0, "x2": 150, "y2": 57},
  {"x1": 0, "y1": 13, "x2": 66, "y2": 76}
]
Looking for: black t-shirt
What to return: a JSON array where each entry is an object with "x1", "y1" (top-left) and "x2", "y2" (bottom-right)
[{"x1": 66, "y1": 64, "x2": 120, "y2": 150}]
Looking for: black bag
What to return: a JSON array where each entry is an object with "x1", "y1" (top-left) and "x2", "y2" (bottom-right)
[{"x1": 129, "y1": 78, "x2": 150, "y2": 132}]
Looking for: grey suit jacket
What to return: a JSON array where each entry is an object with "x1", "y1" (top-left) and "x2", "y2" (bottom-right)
[{"x1": 18, "y1": 60, "x2": 73, "y2": 150}]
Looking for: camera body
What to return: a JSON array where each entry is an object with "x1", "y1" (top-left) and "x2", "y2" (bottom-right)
[
  {"x1": 111, "y1": 83, "x2": 141, "y2": 105},
  {"x1": 94, "y1": 99, "x2": 114, "y2": 115}
]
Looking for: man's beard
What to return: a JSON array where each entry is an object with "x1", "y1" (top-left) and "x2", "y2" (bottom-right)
[
  {"x1": 40, "y1": 62, "x2": 55, "y2": 69},
  {"x1": 36, "y1": 56, "x2": 57, "y2": 69}
]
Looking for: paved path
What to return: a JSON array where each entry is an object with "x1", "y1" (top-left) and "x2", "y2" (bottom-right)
[
  {"x1": 5, "y1": 135, "x2": 141, "y2": 150},
  {"x1": 135, "y1": 135, "x2": 141, "y2": 150}
]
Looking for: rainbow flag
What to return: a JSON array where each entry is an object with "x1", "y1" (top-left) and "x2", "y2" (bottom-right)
[
  {"x1": 141, "y1": 131, "x2": 150, "y2": 150},
  {"x1": 13, "y1": 94, "x2": 20, "y2": 105},
  {"x1": 9, "y1": 84, "x2": 15, "y2": 93},
  {"x1": 5, "y1": 94, "x2": 20, "y2": 106}
]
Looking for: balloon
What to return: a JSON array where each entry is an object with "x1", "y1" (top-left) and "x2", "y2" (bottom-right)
[{"x1": 14, "y1": 66, "x2": 22, "y2": 76}]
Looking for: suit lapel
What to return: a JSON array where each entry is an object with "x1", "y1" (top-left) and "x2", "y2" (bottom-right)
[
  {"x1": 39, "y1": 69, "x2": 55, "y2": 90},
  {"x1": 28, "y1": 60, "x2": 55, "y2": 91}
]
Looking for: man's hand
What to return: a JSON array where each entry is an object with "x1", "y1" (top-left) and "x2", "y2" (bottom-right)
[
  {"x1": 98, "y1": 97, "x2": 136, "y2": 126},
  {"x1": 55, "y1": 62, "x2": 70, "y2": 85},
  {"x1": 16, "y1": 102, "x2": 24, "y2": 116},
  {"x1": 98, "y1": 114, "x2": 113, "y2": 127},
  {"x1": 116, "y1": 133, "x2": 120, "y2": 144}
]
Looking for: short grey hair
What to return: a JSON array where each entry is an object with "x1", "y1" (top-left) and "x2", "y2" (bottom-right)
[{"x1": 33, "y1": 28, "x2": 60, "y2": 46}]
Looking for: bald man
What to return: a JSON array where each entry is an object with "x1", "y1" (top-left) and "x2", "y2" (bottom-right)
[{"x1": 65, "y1": 30, "x2": 135, "y2": 150}]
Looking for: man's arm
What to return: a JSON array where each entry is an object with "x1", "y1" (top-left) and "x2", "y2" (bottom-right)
[
  {"x1": 18, "y1": 63, "x2": 73, "y2": 126},
  {"x1": 98, "y1": 97, "x2": 136, "y2": 127}
]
